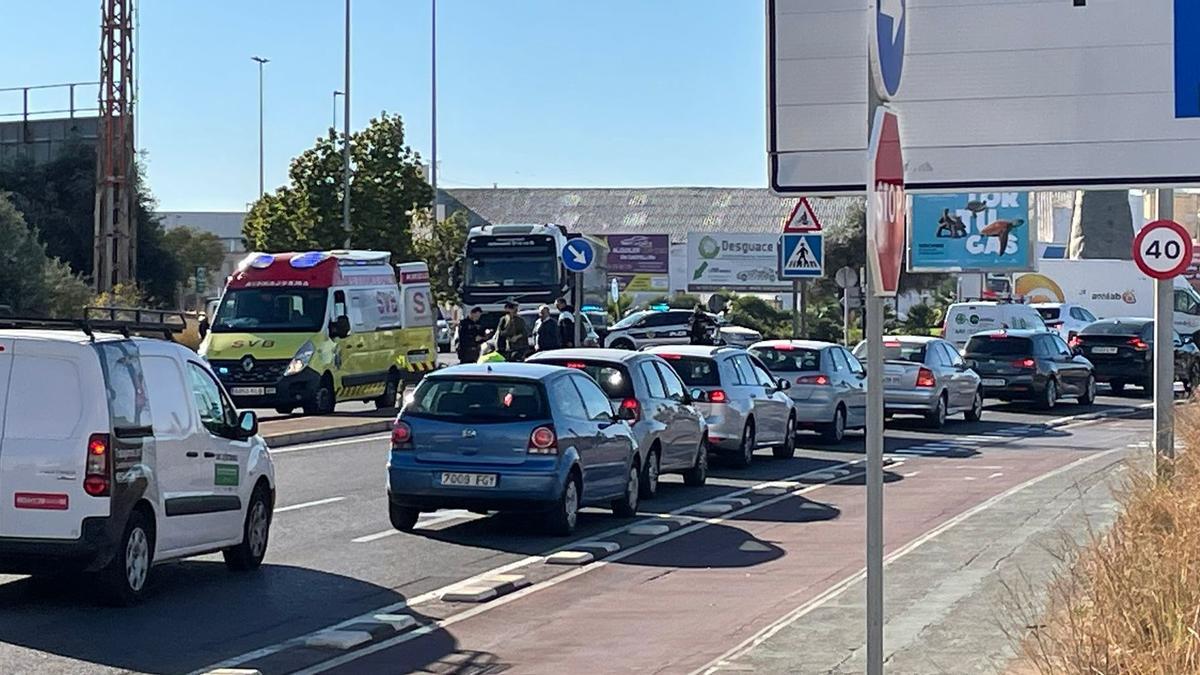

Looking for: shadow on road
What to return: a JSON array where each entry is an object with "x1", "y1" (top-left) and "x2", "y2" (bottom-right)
[{"x1": 0, "y1": 562, "x2": 446, "y2": 674}]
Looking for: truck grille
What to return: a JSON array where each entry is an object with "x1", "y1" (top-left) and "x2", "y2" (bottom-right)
[{"x1": 209, "y1": 359, "x2": 289, "y2": 384}]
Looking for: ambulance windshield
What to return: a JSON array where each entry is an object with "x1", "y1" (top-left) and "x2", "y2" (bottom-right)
[{"x1": 212, "y1": 288, "x2": 329, "y2": 333}]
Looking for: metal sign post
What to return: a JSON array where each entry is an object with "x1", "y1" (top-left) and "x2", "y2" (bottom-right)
[{"x1": 562, "y1": 238, "x2": 595, "y2": 348}]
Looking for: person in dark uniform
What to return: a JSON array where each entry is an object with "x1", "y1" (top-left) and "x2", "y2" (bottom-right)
[
  {"x1": 456, "y1": 306, "x2": 486, "y2": 364},
  {"x1": 688, "y1": 304, "x2": 717, "y2": 345},
  {"x1": 555, "y1": 297, "x2": 576, "y2": 348}
]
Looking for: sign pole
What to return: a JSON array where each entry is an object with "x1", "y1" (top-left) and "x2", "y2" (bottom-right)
[
  {"x1": 1154, "y1": 188, "x2": 1175, "y2": 479},
  {"x1": 574, "y1": 271, "x2": 583, "y2": 347},
  {"x1": 792, "y1": 279, "x2": 801, "y2": 338}
]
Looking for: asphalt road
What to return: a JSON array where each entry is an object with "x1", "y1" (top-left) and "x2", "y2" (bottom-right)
[{"x1": 0, "y1": 391, "x2": 1154, "y2": 674}]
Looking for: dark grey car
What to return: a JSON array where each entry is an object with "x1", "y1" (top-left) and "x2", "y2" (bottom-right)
[{"x1": 527, "y1": 348, "x2": 708, "y2": 498}]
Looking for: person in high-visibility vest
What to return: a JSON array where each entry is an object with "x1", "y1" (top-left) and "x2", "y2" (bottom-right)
[{"x1": 478, "y1": 341, "x2": 506, "y2": 364}]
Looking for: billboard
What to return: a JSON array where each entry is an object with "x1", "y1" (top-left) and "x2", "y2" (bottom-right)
[
  {"x1": 606, "y1": 234, "x2": 670, "y2": 293},
  {"x1": 908, "y1": 192, "x2": 1034, "y2": 273},
  {"x1": 687, "y1": 233, "x2": 789, "y2": 292},
  {"x1": 768, "y1": 0, "x2": 1200, "y2": 194}
]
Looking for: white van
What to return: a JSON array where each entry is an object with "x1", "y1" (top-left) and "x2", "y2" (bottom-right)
[
  {"x1": 942, "y1": 301, "x2": 1048, "y2": 349},
  {"x1": 0, "y1": 310, "x2": 276, "y2": 604}
]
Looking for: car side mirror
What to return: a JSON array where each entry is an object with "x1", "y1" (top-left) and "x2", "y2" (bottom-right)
[
  {"x1": 330, "y1": 315, "x2": 351, "y2": 339},
  {"x1": 689, "y1": 387, "x2": 704, "y2": 403},
  {"x1": 616, "y1": 405, "x2": 637, "y2": 422},
  {"x1": 237, "y1": 410, "x2": 258, "y2": 439},
  {"x1": 776, "y1": 379, "x2": 792, "y2": 391}
]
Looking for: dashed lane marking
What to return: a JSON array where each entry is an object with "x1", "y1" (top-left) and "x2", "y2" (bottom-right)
[{"x1": 275, "y1": 497, "x2": 345, "y2": 514}]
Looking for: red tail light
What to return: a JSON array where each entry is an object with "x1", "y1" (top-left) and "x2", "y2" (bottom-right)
[
  {"x1": 658, "y1": 354, "x2": 681, "y2": 360},
  {"x1": 1128, "y1": 337, "x2": 1149, "y2": 351},
  {"x1": 620, "y1": 397, "x2": 642, "y2": 422},
  {"x1": 708, "y1": 389, "x2": 728, "y2": 403},
  {"x1": 884, "y1": 341, "x2": 902, "y2": 348},
  {"x1": 1010, "y1": 358, "x2": 1036, "y2": 369},
  {"x1": 796, "y1": 374, "x2": 829, "y2": 386},
  {"x1": 772, "y1": 344, "x2": 795, "y2": 351},
  {"x1": 391, "y1": 420, "x2": 413, "y2": 448},
  {"x1": 564, "y1": 361, "x2": 587, "y2": 369},
  {"x1": 84, "y1": 433, "x2": 110, "y2": 497},
  {"x1": 916, "y1": 367, "x2": 936, "y2": 388},
  {"x1": 528, "y1": 425, "x2": 558, "y2": 454}
]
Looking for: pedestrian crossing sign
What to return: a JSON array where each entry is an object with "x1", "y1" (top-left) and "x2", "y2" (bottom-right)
[{"x1": 778, "y1": 233, "x2": 824, "y2": 279}]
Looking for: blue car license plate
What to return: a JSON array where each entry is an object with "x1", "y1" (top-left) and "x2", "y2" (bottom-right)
[{"x1": 440, "y1": 472, "x2": 497, "y2": 488}]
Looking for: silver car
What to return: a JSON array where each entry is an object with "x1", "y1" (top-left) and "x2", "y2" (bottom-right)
[
  {"x1": 851, "y1": 336, "x2": 983, "y2": 428},
  {"x1": 647, "y1": 345, "x2": 796, "y2": 466},
  {"x1": 749, "y1": 340, "x2": 866, "y2": 443},
  {"x1": 527, "y1": 349, "x2": 708, "y2": 498}
]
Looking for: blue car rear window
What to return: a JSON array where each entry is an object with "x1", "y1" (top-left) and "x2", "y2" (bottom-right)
[{"x1": 406, "y1": 378, "x2": 548, "y2": 423}]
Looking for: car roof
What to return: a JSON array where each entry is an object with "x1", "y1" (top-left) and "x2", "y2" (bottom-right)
[
  {"x1": 1084, "y1": 317, "x2": 1152, "y2": 328},
  {"x1": 0, "y1": 329, "x2": 138, "y2": 345},
  {"x1": 968, "y1": 329, "x2": 1044, "y2": 338},
  {"x1": 527, "y1": 348, "x2": 645, "y2": 364},
  {"x1": 881, "y1": 335, "x2": 939, "y2": 344},
  {"x1": 645, "y1": 344, "x2": 736, "y2": 358},
  {"x1": 750, "y1": 339, "x2": 838, "y2": 350},
  {"x1": 431, "y1": 362, "x2": 565, "y2": 380},
  {"x1": 1030, "y1": 302, "x2": 1066, "y2": 309}
]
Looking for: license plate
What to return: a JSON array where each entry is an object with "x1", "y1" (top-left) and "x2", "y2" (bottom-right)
[
  {"x1": 981, "y1": 378, "x2": 1006, "y2": 387},
  {"x1": 883, "y1": 375, "x2": 901, "y2": 386},
  {"x1": 440, "y1": 472, "x2": 497, "y2": 488},
  {"x1": 231, "y1": 386, "x2": 270, "y2": 396},
  {"x1": 1092, "y1": 346, "x2": 1118, "y2": 354},
  {"x1": 409, "y1": 352, "x2": 428, "y2": 363}
]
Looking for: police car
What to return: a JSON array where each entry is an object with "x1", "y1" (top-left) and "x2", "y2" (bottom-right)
[{"x1": 603, "y1": 309, "x2": 763, "y2": 350}]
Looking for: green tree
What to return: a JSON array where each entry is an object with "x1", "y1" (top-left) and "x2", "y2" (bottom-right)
[
  {"x1": 43, "y1": 257, "x2": 94, "y2": 318},
  {"x1": 163, "y1": 226, "x2": 226, "y2": 289},
  {"x1": 244, "y1": 113, "x2": 433, "y2": 259},
  {"x1": 0, "y1": 194, "x2": 49, "y2": 314},
  {"x1": 412, "y1": 209, "x2": 468, "y2": 306}
]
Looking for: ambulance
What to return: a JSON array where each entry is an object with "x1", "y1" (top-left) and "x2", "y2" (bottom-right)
[{"x1": 200, "y1": 251, "x2": 436, "y2": 414}]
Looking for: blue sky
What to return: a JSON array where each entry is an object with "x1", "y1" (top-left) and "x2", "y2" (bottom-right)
[{"x1": 1, "y1": 1, "x2": 766, "y2": 211}]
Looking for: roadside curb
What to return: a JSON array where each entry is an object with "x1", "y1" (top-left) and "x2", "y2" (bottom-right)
[{"x1": 261, "y1": 420, "x2": 392, "y2": 448}]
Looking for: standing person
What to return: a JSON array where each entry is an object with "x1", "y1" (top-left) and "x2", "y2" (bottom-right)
[
  {"x1": 688, "y1": 304, "x2": 717, "y2": 345},
  {"x1": 555, "y1": 297, "x2": 576, "y2": 349},
  {"x1": 496, "y1": 301, "x2": 530, "y2": 361},
  {"x1": 533, "y1": 304, "x2": 561, "y2": 353},
  {"x1": 455, "y1": 306, "x2": 486, "y2": 364}
]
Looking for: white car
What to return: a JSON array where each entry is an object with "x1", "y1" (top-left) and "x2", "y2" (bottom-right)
[
  {"x1": 1031, "y1": 302, "x2": 1097, "y2": 341},
  {"x1": 0, "y1": 311, "x2": 276, "y2": 605}
]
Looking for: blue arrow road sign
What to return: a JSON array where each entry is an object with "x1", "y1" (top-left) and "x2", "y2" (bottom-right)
[
  {"x1": 875, "y1": 0, "x2": 906, "y2": 98},
  {"x1": 779, "y1": 234, "x2": 824, "y2": 279},
  {"x1": 1176, "y1": 0, "x2": 1200, "y2": 118},
  {"x1": 562, "y1": 239, "x2": 595, "y2": 273}
]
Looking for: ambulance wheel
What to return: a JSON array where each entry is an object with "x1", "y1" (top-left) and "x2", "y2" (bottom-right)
[
  {"x1": 375, "y1": 370, "x2": 400, "y2": 410},
  {"x1": 304, "y1": 376, "x2": 336, "y2": 415}
]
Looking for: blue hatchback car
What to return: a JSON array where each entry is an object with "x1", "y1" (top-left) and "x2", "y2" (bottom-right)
[{"x1": 388, "y1": 363, "x2": 642, "y2": 535}]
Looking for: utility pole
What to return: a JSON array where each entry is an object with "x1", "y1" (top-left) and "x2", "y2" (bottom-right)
[
  {"x1": 342, "y1": 0, "x2": 352, "y2": 245},
  {"x1": 251, "y1": 56, "x2": 269, "y2": 198},
  {"x1": 333, "y1": 90, "x2": 343, "y2": 132},
  {"x1": 94, "y1": 0, "x2": 135, "y2": 293},
  {"x1": 430, "y1": 0, "x2": 440, "y2": 221}
]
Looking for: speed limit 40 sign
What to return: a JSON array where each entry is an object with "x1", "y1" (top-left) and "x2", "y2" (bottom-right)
[{"x1": 1133, "y1": 219, "x2": 1194, "y2": 280}]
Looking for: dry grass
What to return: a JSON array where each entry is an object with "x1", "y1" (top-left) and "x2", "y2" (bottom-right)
[{"x1": 1009, "y1": 404, "x2": 1200, "y2": 674}]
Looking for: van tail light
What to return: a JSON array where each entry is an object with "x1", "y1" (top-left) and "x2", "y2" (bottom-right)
[
  {"x1": 1128, "y1": 337, "x2": 1150, "y2": 351},
  {"x1": 391, "y1": 420, "x2": 413, "y2": 449},
  {"x1": 916, "y1": 367, "x2": 936, "y2": 388},
  {"x1": 84, "y1": 433, "x2": 110, "y2": 497},
  {"x1": 528, "y1": 425, "x2": 558, "y2": 455},
  {"x1": 1010, "y1": 358, "x2": 1037, "y2": 369},
  {"x1": 620, "y1": 398, "x2": 642, "y2": 422},
  {"x1": 796, "y1": 375, "x2": 829, "y2": 386}
]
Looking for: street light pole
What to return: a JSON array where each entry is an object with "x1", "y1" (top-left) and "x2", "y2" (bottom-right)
[
  {"x1": 430, "y1": 0, "x2": 439, "y2": 221},
  {"x1": 332, "y1": 90, "x2": 343, "y2": 132},
  {"x1": 342, "y1": 0, "x2": 352, "y2": 245},
  {"x1": 251, "y1": 56, "x2": 269, "y2": 198}
]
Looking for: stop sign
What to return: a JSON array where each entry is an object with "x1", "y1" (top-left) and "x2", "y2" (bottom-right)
[{"x1": 868, "y1": 108, "x2": 905, "y2": 297}]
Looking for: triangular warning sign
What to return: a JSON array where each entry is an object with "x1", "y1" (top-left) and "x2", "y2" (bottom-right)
[{"x1": 783, "y1": 197, "x2": 822, "y2": 233}]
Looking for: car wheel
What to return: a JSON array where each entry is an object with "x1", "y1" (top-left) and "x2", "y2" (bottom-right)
[
  {"x1": 1110, "y1": 380, "x2": 1126, "y2": 395},
  {"x1": 612, "y1": 461, "x2": 640, "y2": 517},
  {"x1": 1078, "y1": 375, "x2": 1097, "y2": 405},
  {"x1": 388, "y1": 502, "x2": 420, "y2": 532},
  {"x1": 274, "y1": 406, "x2": 294, "y2": 415},
  {"x1": 304, "y1": 377, "x2": 336, "y2": 415},
  {"x1": 925, "y1": 394, "x2": 947, "y2": 429},
  {"x1": 682, "y1": 438, "x2": 708, "y2": 487},
  {"x1": 639, "y1": 447, "x2": 661, "y2": 499},
  {"x1": 97, "y1": 509, "x2": 154, "y2": 606},
  {"x1": 773, "y1": 416, "x2": 796, "y2": 459},
  {"x1": 374, "y1": 371, "x2": 400, "y2": 410},
  {"x1": 820, "y1": 406, "x2": 846, "y2": 444},
  {"x1": 964, "y1": 389, "x2": 983, "y2": 422},
  {"x1": 224, "y1": 485, "x2": 272, "y2": 571},
  {"x1": 546, "y1": 474, "x2": 581, "y2": 535},
  {"x1": 611, "y1": 339, "x2": 635, "y2": 351},
  {"x1": 1040, "y1": 378, "x2": 1058, "y2": 410},
  {"x1": 733, "y1": 422, "x2": 756, "y2": 468}
]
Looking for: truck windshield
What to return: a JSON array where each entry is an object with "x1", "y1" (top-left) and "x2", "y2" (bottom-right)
[
  {"x1": 466, "y1": 251, "x2": 558, "y2": 288},
  {"x1": 212, "y1": 288, "x2": 328, "y2": 333}
]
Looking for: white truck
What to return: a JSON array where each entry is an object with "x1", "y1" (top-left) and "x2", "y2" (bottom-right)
[{"x1": 1013, "y1": 259, "x2": 1200, "y2": 336}]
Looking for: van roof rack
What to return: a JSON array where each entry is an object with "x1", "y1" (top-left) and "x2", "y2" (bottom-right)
[{"x1": 0, "y1": 306, "x2": 187, "y2": 342}]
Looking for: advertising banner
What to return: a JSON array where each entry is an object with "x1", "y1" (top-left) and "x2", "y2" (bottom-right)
[
  {"x1": 606, "y1": 234, "x2": 670, "y2": 294},
  {"x1": 686, "y1": 233, "x2": 790, "y2": 292},
  {"x1": 908, "y1": 192, "x2": 1034, "y2": 273}
]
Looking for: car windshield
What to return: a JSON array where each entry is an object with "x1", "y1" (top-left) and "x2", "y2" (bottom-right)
[
  {"x1": 212, "y1": 288, "x2": 328, "y2": 333},
  {"x1": 466, "y1": 252, "x2": 559, "y2": 288},
  {"x1": 659, "y1": 355, "x2": 720, "y2": 386},
  {"x1": 964, "y1": 336, "x2": 1033, "y2": 356},
  {"x1": 749, "y1": 346, "x2": 821, "y2": 372},
  {"x1": 1035, "y1": 307, "x2": 1060, "y2": 321},
  {"x1": 611, "y1": 311, "x2": 651, "y2": 330},
  {"x1": 1081, "y1": 320, "x2": 1150, "y2": 336},
  {"x1": 536, "y1": 359, "x2": 632, "y2": 398},
  {"x1": 405, "y1": 378, "x2": 547, "y2": 423}
]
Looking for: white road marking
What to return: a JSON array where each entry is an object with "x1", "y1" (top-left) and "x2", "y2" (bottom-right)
[
  {"x1": 270, "y1": 433, "x2": 390, "y2": 455},
  {"x1": 963, "y1": 476, "x2": 976, "y2": 481},
  {"x1": 274, "y1": 496, "x2": 345, "y2": 513},
  {"x1": 988, "y1": 472, "x2": 1004, "y2": 479},
  {"x1": 901, "y1": 471, "x2": 920, "y2": 478},
  {"x1": 352, "y1": 510, "x2": 476, "y2": 542},
  {"x1": 691, "y1": 445, "x2": 1127, "y2": 675}
]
